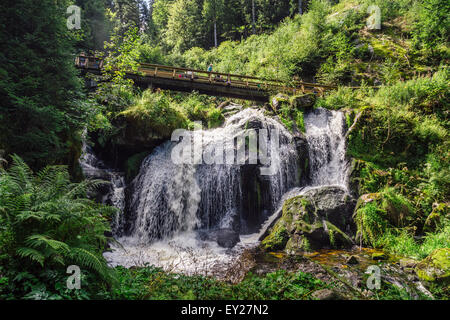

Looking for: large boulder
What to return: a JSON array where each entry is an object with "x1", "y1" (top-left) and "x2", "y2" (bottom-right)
[
  {"x1": 197, "y1": 229, "x2": 241, "y2": 249},
  {"x1": 261, "y1": 186, "x2": 356, "y2": 252},
  {"x1": 415, "y1": 248, "x2": 450, "y2": 283},
  {"x1": 271, "y1": 93, "x2": 290, "y2": 111},
  {"x1": 291, "y1": 93, "x2": 316, "y2": 110},
  {"x1": 271, "y1": 93, "x2": 316, "y2": 112}
]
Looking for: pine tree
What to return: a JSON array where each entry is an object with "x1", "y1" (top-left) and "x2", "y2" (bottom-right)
[{"x1": 0, "y1": 0, "x2": 86, "y2": 170}]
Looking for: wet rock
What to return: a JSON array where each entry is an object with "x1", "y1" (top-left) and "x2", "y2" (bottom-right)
[
  {"x1": 217, "y1": 100, "x2": 231, "y2": 109},
  {"x1": 216, "y1": 229, "x2": 241, "y2": 248},
  {"x1": 346, "y1": 255, "x2": 359, "y2": 265},
  {"x1": 197, "y1": 229, "x2": 241, "y2": 249},
  {"x1": 262, "y1": 186, "x2": 356, "y2": 252},
  {"x1": 399, "y1": 258, "x2": 418, "y2": 269},
  {"x1": 415, "y1": 248, "x2": 450, "y2": 283},
  {"x1": 291, "y1": 93, "x2": 316, "y2": 110},
  {"x1": 362, "y1": 289, "x2": 375, "y2": 298},
  {"x1": 271, "y1": 93, "x2": 290, "y2": 111},
  {"x1": 221, "y1": 103, "x2": 242, "y2": 116},
  {"x1": 372, "y1": 252, "x2": 387, "y2": 260},
  {"x1": 311, "y1": 289, "x2": 343, "y2": 300}
]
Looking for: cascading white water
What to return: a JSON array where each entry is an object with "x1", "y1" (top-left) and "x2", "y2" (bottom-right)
[
  {"x1": 251, "y1": 107, "x2": 351, "y2": 244},
  {"x1": 79, "y1": 143, "x2": 126, "y2": 235},
  {"x1": 126, "y1": 143, "x2": 202, "y2": 244},
  {"x1": 124, "y1": 108, "x2": 299, "y2": 244},
  {"x1": 102, "y1": 106, "x2": 350, "y2": 277},
  {"x1": 304, "y1": 108, "x2": 349, "y2": 188}
]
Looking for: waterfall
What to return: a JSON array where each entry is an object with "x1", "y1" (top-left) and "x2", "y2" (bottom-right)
[
  {"x1": 124, "y1": 108, "x2": 300, "y2": 244},
  {"x1": 304, "y1": 108, "x2": 349, "y2": 188},
  {"x1": 79, "y1": 143, "x2": 126, "y2": 235},
  {"x1": 100, "y1": 106, "x2": 350, "y2": 275}
]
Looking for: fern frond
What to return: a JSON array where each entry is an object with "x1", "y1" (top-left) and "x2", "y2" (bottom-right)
[
  {"x1": 17, "y1": 247, "x2": 45, "y2": 266},
  {"x1": 70, "y1": 247, "x2": 109, "y2": 279},
  {"x1": 25, "y1": 235, "x2": 70, "y2": 253}
]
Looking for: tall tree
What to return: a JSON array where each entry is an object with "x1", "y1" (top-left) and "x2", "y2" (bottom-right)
[
  {"x1": 165, "y1": 0, "x2": 205, "y2": 52},
  {"x1": 0, "y1": 0, "x2": 86, "y2": 170},
  {"x1": 203, "y1": 0, "x2": 225, "y2": 47},
  {"x1": 75, "y1": 0, "x2": 111, "y2": 51},
  {"x1": 151, "y1": 0, "x2": 174, "y2": 40},
  {"x1": 252, "y1": 0, "x2": 256, "y2": 34},
  {"x1": 111, "y1": 0, "x2": 141, "y2": 35}
]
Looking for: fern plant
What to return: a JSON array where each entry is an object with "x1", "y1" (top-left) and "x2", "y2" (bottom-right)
[{"x1": 0, "y1": 155, "x2": 117, "y2": 297}]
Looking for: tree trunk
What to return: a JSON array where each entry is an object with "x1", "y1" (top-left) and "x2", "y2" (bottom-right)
[
  {"x1": 214, "y1": 21, "x2": 218, "y2": 47},
  {"x1": 299, "y1": 0, "x2": 303, "y2": 15},
  {"x1": 252, "y1": 0, "x2": 256, "y2": 34}
]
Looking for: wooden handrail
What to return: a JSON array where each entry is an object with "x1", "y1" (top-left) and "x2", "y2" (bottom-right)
[
  {"x1": 138, "y1": 62, "x2": 337, "y2": 89},
  {"x1": 77, "y1": 55, "x2": 378, "y2": 94}
]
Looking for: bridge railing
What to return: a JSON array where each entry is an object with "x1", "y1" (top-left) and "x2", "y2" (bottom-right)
[
  {"x1": 137, "y1": 62, "x2": 336, "y2": 94},
  {"x1": 75, "y1": 55, "x2": 337, "y2": 95}
]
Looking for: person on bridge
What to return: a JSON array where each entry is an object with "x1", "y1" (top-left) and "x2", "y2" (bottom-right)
[
  {"x1": 78, "y1": 52, "x2": 87, "y2": 68},
  {"x1": 207, "y1": 64, "x2": 213, "y2": 72}
]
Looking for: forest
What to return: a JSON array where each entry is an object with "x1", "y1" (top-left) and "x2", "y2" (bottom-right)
[{"x1": 0, "y1": 0, "x2": 448, "y2": 302}]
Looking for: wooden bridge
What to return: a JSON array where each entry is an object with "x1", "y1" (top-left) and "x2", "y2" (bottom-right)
[{"x1": 75, "y1": 55, "x2": 337, "y2": 102}]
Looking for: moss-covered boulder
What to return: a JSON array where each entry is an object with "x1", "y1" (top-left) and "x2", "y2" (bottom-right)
[
  {"x1": 261, "y1": 224, "x2": 289, "y2": 251},
  {"x1": 271, "y1": 93, "x2": 290, "y2": 111},
  {"x1": 291, "y1": 93, "x2": 316, "y2": 110},
  {"x1": 372, "y1": 252, "x2": 387, "y2": 261},
  {"x1": 261, "y1": 186, "x2": 356, "y2": 252},
  {"x1": 415, "y1": 248, "x2": 450, "y2": 283}
]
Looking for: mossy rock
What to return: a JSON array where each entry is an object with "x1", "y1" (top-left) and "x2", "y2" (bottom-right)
[
  {"x1": 290, "y1": 93, "x2": 316, "y2": 110},
  {"x1": 271, "y1": 93, "x2": 290, "y2": 111},
  {"x1": 415, "y1": 248, "x2": 450, "y2": 283},
  {"x1": 262, "y1": 186, "x2": 355, "y2": 252},
  {"x1": 260, "y1": 223, "x2": 289, "y2": 251},
  {"x1": 372, "y1": 252, "x2": 387, "y2": 261}
]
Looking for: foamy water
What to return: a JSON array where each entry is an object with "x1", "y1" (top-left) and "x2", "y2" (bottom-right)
[{"x1": 97, "y1": 107, "x2": 350, "y2": 277}]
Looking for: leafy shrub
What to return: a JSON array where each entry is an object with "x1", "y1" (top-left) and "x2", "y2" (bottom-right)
[
  {"x1": 178, "y1": 92, "x2": 224, "y2": 128},
  {"x1": 119, "y1": 90, "x2": 190, "y2": 137},
  {"x1": 0, "y1": 155, "x2": 116, "y2": 299},
  {"x1": 315, "y1": 87, "x2": 360, "y2": 110}
]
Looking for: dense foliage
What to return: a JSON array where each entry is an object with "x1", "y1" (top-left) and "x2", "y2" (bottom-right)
[
  {"x1": 0, "y1": 0, "x2": 448, "y2": 300},
  {"x1": 0, "y1": 156, "x2": 115, "y2": 299},
  {"x1": 346, "y1": 69, "x2": 449, "y2": 259},
  {"x1": 0, "y1": 0, "x2": 88, "y2": 171}
]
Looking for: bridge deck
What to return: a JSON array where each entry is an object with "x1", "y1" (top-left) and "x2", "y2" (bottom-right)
[{"x1": 75, "y1": 56, "x2": 336, "y2": 101}]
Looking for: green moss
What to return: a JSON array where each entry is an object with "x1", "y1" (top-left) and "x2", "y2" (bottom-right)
[
  {"x1": 256, "y1": 182, "x2": 262, "y2": 209},
  {"x1": 119, "y1": 90, "x2": 189, "y2": 138},
  {"x1": 325, "y1": 221, "x2": 353, "y2": 246},
  {"x1": 261, "y1": 223, "x2": 289, "y2": 251},
  {"x1": 415, "y1": 248, "x2": 450, "y2": 283},
  {"x1": 295, "y1": 110, "x2": 305, "y2": 133},
  {"x1": 372, "y1": 252, "x2": 387, "y2": 261}
]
